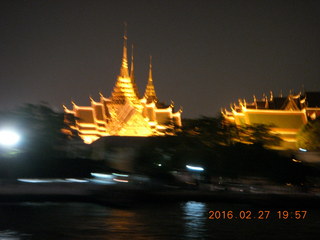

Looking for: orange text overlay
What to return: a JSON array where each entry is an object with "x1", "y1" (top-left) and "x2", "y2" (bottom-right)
[{"x1": 208, "y1": 210, "x2": 307, "y2": 220}]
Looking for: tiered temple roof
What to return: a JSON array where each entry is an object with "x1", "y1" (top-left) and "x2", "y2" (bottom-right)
[
  {"x1": 144, "y1": 56, "x2": 158, "y2": 103},
  {"x1": 222, "y1": 91, "x2": 320, "y2": 149},
  {"x1": 64, "y1": 31, "x2": 182, "y2": 144}
]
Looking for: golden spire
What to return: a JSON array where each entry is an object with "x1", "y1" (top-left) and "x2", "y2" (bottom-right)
[
  {"x1": 148, "y1": 55, "x2": 153, "y2": 81},
  {"x1": 130, "y1": 44, "x2": 140, "y2": 98},
  {"x1": 120, "y1": 22, "x2": 129, "y2": 78},
  {"x1": 111, "y1": 23, "x2": 139, "y2": 104},
  {"x1": 130, "y1": 44, "x2": 134, "y2": 79},
  {"x1": 270, "y1": 91, "x2": 273, "y2": 101},
  {"x1": 144, "y1": 56, "x2": 158, "y2": 103}
]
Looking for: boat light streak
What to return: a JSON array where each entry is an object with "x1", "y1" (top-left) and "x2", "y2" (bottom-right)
[
  {"x1": 186, "y1": 165, "x2": 204, "y2": 171},
  {"x1": 113, "y1": 178, "x2": 129, "y2": 183},
  {"x1": 90, "y1": 173, "x2": 113, "y2": 179},
  {"x1": 112, "y1": 173, "x2": 129, "y2": 177}
]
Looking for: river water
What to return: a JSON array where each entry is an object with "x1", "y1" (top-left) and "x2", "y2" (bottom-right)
[{"x1": 0, "y1": 201, "x2": 319, "y2": 240}]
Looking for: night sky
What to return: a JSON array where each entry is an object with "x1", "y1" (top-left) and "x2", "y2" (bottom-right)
[{"x1": 1, "y1": 0, "x2": 320, "y2": 118}]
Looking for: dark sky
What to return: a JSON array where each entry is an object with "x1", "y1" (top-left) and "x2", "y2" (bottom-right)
[{"x1": 1, "y1": 0, "x2": 320, "y2": 118}]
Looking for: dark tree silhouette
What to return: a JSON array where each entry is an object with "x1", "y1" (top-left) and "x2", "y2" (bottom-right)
[{"x1": 297, "y1": 119, "x2": 320, "y2": 151}]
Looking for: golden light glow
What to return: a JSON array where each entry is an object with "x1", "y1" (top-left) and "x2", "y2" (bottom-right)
[
  {"x1": 223, "y1": 91, "x2": 319, "y2": 149},
  {"x1": 82, "y1": 135, "x2": 100, "y2": 144},
  {"x1": 63, "y1": 32, "x2": 182, "y2": 144}
]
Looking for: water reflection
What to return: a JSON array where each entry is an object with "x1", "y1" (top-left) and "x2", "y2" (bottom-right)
[
  {"x1": 0, "y1": 202, "x2": 319, "y2": 239},
  {"x1": 182, "y1": 201, "x2": 207, "y2": 239},
  {"x1": 105, "y1": 209, "x2": 154, "y2": 240}
]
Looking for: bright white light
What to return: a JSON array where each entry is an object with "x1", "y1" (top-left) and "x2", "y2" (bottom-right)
[
  {"x1": 299, "y1": 148, "x2": 307, "y2": 152},
  {"x1": 90, "y1": 172, "x2": 113, "y2": 179},
  {"x1": 0, "y1": 130, "x2": 20, "y2": 146},
  {"x1": 186, "y1": 165, "x2": 204, "y2": 171}
]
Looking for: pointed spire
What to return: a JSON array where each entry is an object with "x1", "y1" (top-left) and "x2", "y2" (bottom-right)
[
  {"x1": 111, "y1": 24, "x2": 139, "y2": 104},
  {"x1": 130, "y1": 44, "x2": 140, "y2": 98},
  {"x1": 130, "y1": 44, "x2": 134, "y2": 80},
  {"x1": 144, "y1": 56, "x2": 158, "y2": 103},
  {"x1": 148, "y1": 55, "x2": 153, "y2": 81},
  {"x1": 253, "y1": 95, "x2": 258, "y2": 109},
  {"x1": 120, "y1": 22, "x2": 129, "y2": 78}
]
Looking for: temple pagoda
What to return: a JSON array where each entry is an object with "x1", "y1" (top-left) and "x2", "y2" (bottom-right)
[
  {"x1": 64, "y1": 31, "x2": 182, "y2": 144},
  {"x1": 222, "y1": 91, "x2": 320, "y2": 149}
]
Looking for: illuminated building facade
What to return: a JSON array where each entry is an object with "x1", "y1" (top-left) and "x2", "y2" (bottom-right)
[
  {"x1": 222, "y1": 91, "x2": 320, "y2": 149},
  {"x1": 64, "y1": 33, "x2": 182, "y2": 144}
]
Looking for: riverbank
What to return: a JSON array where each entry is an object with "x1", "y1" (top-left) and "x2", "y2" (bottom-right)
[{"x1": 0, "y1": 178, "x2": 319, "y2": 208}]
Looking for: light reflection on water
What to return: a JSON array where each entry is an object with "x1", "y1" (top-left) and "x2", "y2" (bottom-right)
[
  {"x1": 0, "y1": 201, "x2": 319, "y2": 239},
  {"x1": 182, "y1": 201, "x2": 207, "y2": 239}
]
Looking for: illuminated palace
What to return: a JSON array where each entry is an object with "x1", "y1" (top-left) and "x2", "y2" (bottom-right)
[
  {"x1": 64, "y1": 33, "x2": 182, "y2": 144},
  {"x1": 222, "y1": 91, "x2": 320, "y2": 149}
]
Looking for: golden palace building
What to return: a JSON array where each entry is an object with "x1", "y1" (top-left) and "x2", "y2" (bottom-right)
[
  {"x1": 222, "y1": 91, "x2": 320, "y2": 149},
  {"x1": 64, "y1": 33, "x2": 182, "y2": 144}
]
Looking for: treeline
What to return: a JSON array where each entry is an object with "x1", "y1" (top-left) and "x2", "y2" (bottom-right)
[
  {"x1": 0, "y1": 104, "x2": 319, "y2": 185},
  {"x1": 135, "y1": 117, "x2": 320, "y2": 185},
  {"x1": 0, "y1": 103, "x2": 103, "y2": 178}
]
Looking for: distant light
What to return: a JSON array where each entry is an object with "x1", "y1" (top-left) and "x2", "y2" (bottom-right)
[
  {"x1": 17, "y1": 178, "x2": 67, "y2": 183},
  {"x1": 0, "y1": 130, "x2": 20, "y2": 146},
  {"x1": 158, "y1": 163, "x2": 162, "y2": 167},
  {"x1": 91, "y1": 172, "x2": 113, "y2": 179},
  {"x1": 112, "y1": 173, "x2": 129, "y2": 177},
  {"x1": 113, "y1": 178, "x2": 129, "y2": 183},
  {"x1": 299, "y1": 148, "x2": 307, "y2": 152},
  {"x1": 66, "y1": 178, "x2": 89, "y2": 183},
  {"x1": 292, "y1": 158, "x2": 302, "y2": 163},
  {"x1": 186, "y1": 165, "x2": 204, "y2": 171},
  {"x1": 18, "y1": 179, "x2": 50, "y2": 183}
]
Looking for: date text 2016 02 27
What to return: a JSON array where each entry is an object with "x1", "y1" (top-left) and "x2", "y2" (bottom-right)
[{"x1": 208, "y1": 210, "x2": 307, "y2": 220}]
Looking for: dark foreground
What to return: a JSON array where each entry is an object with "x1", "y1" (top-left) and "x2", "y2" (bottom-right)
[
  {"x1": 1, "y1": 178, "x2": 320, "y2": 239},
  {"x1": 1, "y1": 177, "x2": 320, "y2": 208},
  {"x1": 0, "y1": 201, "x2": 320, "y2": 240}
]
